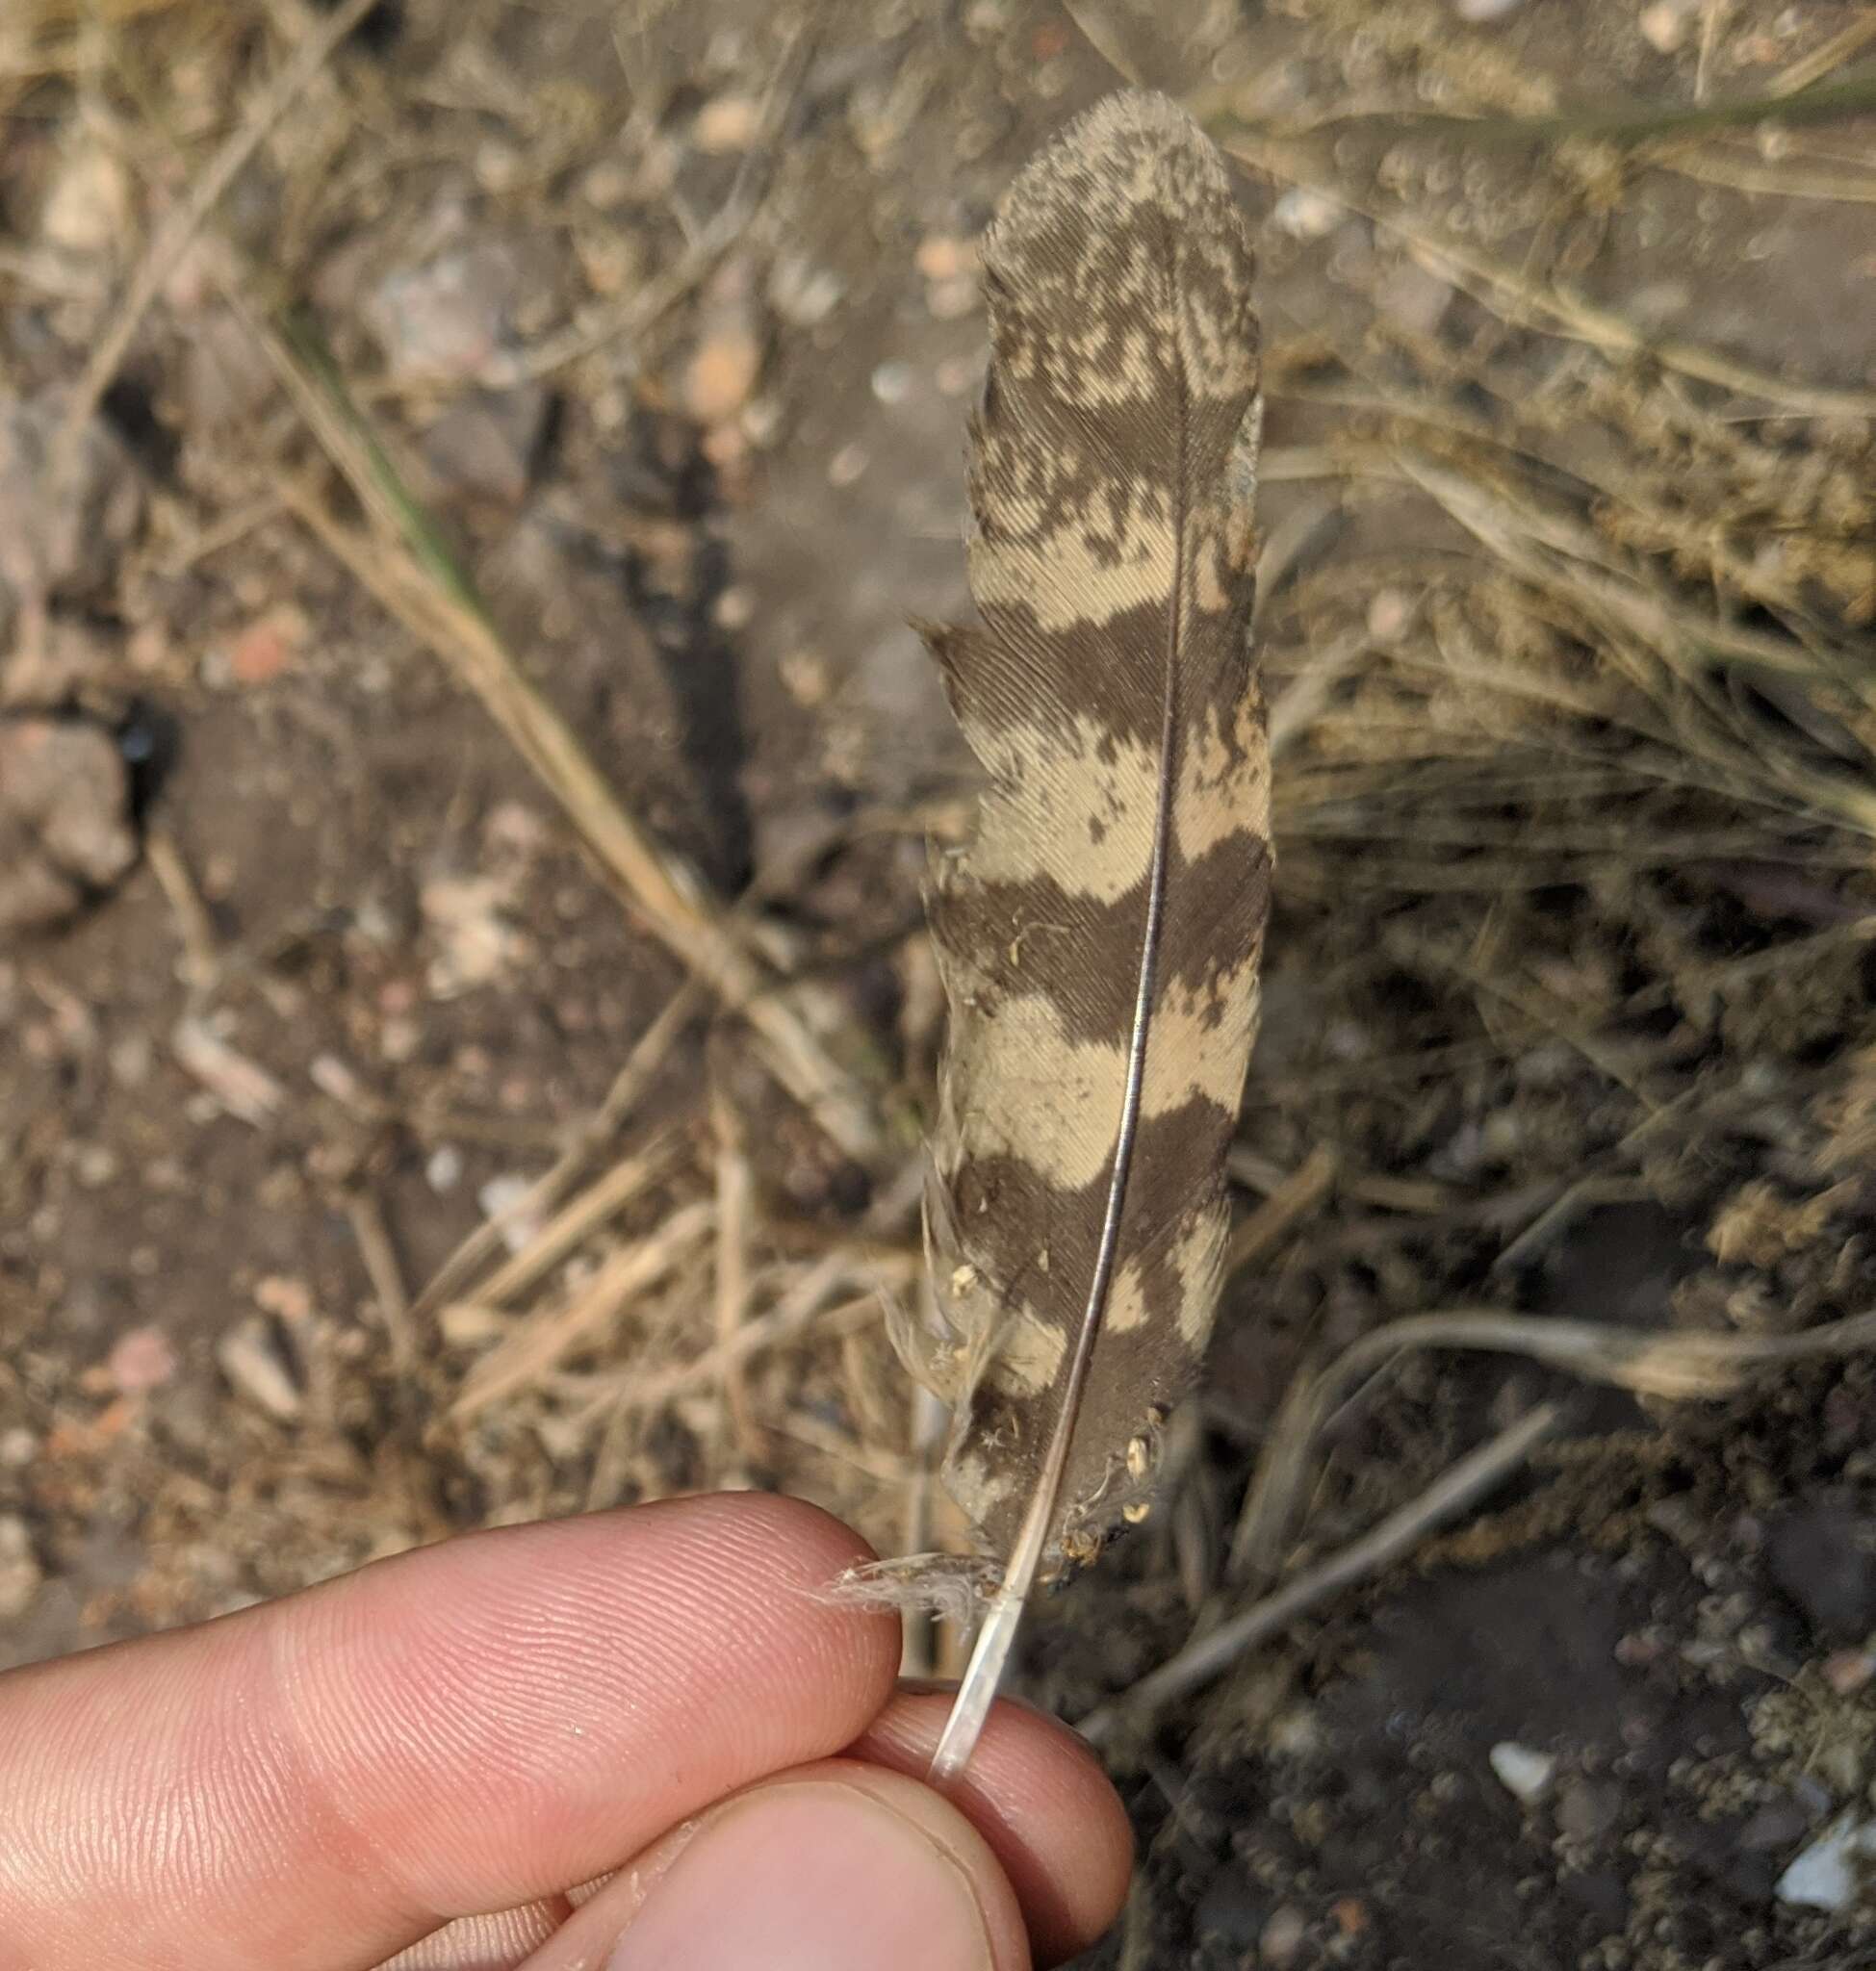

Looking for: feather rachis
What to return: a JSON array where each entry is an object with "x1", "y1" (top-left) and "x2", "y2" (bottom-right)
[{"x1": 906, "y1": 90, "x2": 1270, "y2": 1779}]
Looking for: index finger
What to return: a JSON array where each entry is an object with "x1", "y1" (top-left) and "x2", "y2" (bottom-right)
[{"x1": 0, "y1": 1495, "x2": 898, "y2": 1971}]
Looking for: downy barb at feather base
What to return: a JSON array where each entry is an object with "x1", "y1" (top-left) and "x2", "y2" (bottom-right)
[{"x1": 889, "y1": 90, "x2": 1272, "y2": 1781}]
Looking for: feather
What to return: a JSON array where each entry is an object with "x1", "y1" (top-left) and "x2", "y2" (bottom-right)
[{"x1": 893, "y1": 90, "x2": 1272, "y2": 1779}]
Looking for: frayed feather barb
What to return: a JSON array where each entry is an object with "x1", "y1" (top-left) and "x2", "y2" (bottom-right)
[{"x1": 891, "y1": 90, "x2": 1271, "y2": 1781}]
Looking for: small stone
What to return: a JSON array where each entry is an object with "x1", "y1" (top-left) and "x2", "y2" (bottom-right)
[
  {"x1": 1767, "y1": 1506, "x2": 1876, "y2": 1643},
  {"x1": 827, "y1": 442, "x2": 868, "y2": 487},
  {"x1": 216, "y1": 1318, "x2": 302, "y2": 1421},
  {"x1": 171, "y1": 1016, "x2": 285, "y2": 1126},
  {"x1": 229, "y1": 604, "x2": 308, "y2": 687},
  {"x1": 422, "y1": 385, "x2": 551, "y2": 506},
  {"x1": 1259, "y1": 1905, "x2": 1307, "y2": 1967},
  {"x1": 915, "y1": 234, "x2": 978, "y2": 282},
  {"x1": 1453, "y1": 0, "x2": 1526, "y2": 16},
  {"x1": 1272, "y1": 188, "x2": 1342, "y2": 240},
  {"x1": 1489, "y1": 1741, "x2": 1556, "y2": 1804},
  {"x1": 0, "y1": 714, "x2": 139, "y2": 934},
  {"x1": 694, "y1": 94, "x2": 760, "y2": 152},
  {"x1": 1366, "y1": 588, "x2": 1410, "y2": 640},
  {"x1": 0, "y1": 1514, "x2": 42, "y2": 1621},
  {"x1": 366, "y1": 243, "x2": 527, "y2": 385},
  {"x1": 478, "y1": 1173, "x2": 541, "y2": 1255},
  {"x1": 1557, "y1": 1778, "x2": 1622, "y2": 1843},
  {"x1": 713, "y1": 585, "x2": 756, "y2": 632},
  {"x1": 767, "y1": 255, "x2": 845, "y2": 327},
  {"x1": 870, "y1": 361, "x2": 913, "y2": 405},
  {"x1": 106, "y1": 1324, "x2": 177, "y2": 1395},
  {"x1": 179, "y1": 311, "x2": 276, "y2": 432},
  {"x1": 1823, "y1": 1649, "x2": 1876, "y2": 1695},
  {"x1": 41, "y1": 137, "x2": 133, "y2": 260},
  {"x1": 1776, "y1": 1815, "x2": 1876, "y2": 1911},
  {"x1": 0, "y1": 390, "x2": 144, "y2": 620},
  {"x1": 780, "y1": 648, "x2": 832, "y2": 708},
  {"x1": 422, "y1": 872, "x2": 529, "y2": 996},
  {"x1": 1638, "y1": 0, "x2": 1694, "y2": 52},
  {"x1": 0, "y1": 1428, "x2": 38, "y2": 1469},
  {"x1": 426, "y1": 1144, "x2": 464, "y2": 1193},
  {"x1": 254, "y1": 1275, "x2": 314, "y2": 1325},
  {"x1": 683, "y1": 321, "x2": 762, "y2": 426}
]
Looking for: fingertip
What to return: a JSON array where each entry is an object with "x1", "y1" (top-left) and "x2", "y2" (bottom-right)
[
  {"x1": 518, "y1": 1761, "x2": 1032, "y2": 1971},
  {"x1": 850, "y1": 1690, "x2": 1133, "y2": 1963}
]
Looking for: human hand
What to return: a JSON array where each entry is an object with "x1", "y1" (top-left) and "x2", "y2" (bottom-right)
[{"x1": 0, "y1": 1495, "x2": 1130, "y2": 1970}]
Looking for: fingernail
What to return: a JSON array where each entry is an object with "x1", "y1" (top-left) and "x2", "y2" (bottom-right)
[{"x1": 611, "y1": 1780, "x2": 995, "y2": 1971}]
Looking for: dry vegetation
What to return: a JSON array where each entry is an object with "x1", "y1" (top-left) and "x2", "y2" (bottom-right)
[{"x1": 4, "y1": 2, "x2": 1876, "y2": 1965}]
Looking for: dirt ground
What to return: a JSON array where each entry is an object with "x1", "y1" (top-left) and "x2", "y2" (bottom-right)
[{"x1": 5, "y1": 1, "x2": 1876, "y2": 1965}]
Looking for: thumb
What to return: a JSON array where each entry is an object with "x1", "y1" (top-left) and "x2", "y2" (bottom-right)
[{"x1": 526, "y1": 1761, "x2": 1031, "y2": 1971}]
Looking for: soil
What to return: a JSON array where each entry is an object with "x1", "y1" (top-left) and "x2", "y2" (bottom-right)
[{"x1": 4, "y1": 2, "x2": 1876, "y2": 1967}]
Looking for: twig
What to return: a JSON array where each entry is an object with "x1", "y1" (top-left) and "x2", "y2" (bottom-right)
[
  {"x1": 50, "y1": 0, "x2": 377, "y2": 494},
  {"x1": 711, "y1": 1081, "x2": 762, "y2": 1465},
  {"x1": 345, "y1": 1191, "x2": 417, "y2": 1372},
  {"x1": 1078, "y1": 1402, "x2": 1563, "y2": 1741},
  {"x1": 450, "y1": 1200, "x2": 715, "y2": 1420},
  {"x1": 1230, "y1": 1302, "x2": 1876, "y2": 1586},
  {"x1": 142, "y1": 827, "x2": 218, "y2": 999},
  {"x1": 471, "y1": 1133, "x2": 685, "y2": 1310},
  {"x1": 1224, "y1": 1141, "x2": 1337, "y2": 1275}
]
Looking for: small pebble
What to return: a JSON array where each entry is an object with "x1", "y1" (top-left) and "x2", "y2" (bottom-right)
[
  {"x1": 426, "y1": 1144, "x2": 464, "y2": 1193},
  {"x1": 827, "y1": 442, "x2": 869, "y2": 487},
  {"x1": 683, "y1": 322, "x2": 762, "y2": 426},
  {"x1": 713, "y1": 585, "x2": 757, "y2": 632},
  {"x1": 1366, "y1": 588, "x2": 1410, "y2": 640},
  {"x1": 1638, "y1": 0, "x2": 1695, "y2": 52},
  {"x1": 1489, "y1": 1741, "x2": 1556, "y2": 1804},
  {"x1": 914, "y1": 234, "x2": 977, "y2": 282},
  {"x1": 107, "y1": 1324, "x2": 177, "y2": 1395},
  {"x1": 479, "y1": 1173, "x2": 541, "y2": 1255},
  {"x1": 1823, "y1": 1649, "x2": 1876, "y2": 1695},
  {"x1": 1259, "y1": 1905, "x2": 1307, "y2": 1967},
  {"x1": 1453, "y1": 0, "x2": 1526, "y2": 17},
  {"x1": 768, "y1": 256, "x2": 845, "y2": 327},
  {"x1": 694, "y1": 94, "x2": 760, "y2": 152},
  {"x1": 1272, "y1": 188, "x2": 1342, "y2": 241},
  {"x1": 229, "y1": 604, "x2": 308, "y2": 687},
  {"x1": 216, "y1": 1318, "x2": 302, "y2": 1421},
  {"x1": 1777, "y1": 1815, "x2": 1876, "y2": 1911},
  {"x1": 40, "y1": 139, "x2": 133, "y2": 259},
  {"x1": 871, "y1": 361, "x2": 914, "y2": 405}
]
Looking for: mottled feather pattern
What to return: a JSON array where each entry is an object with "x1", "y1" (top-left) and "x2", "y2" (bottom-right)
[{"x1": 902, "y1": 91, "x2": 1272, "y2": 1574}]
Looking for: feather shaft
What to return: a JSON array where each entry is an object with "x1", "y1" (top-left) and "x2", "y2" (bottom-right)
[{"x1": 904, "y1": 89, "x2": 1271, "y2": 1780}]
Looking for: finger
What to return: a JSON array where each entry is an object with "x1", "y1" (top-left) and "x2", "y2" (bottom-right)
[
  {"x1": 376, "y1": 1901, "x2": 567, "y2": 1969},
  {"x1": 368, "y1": 1693, "x2": 1131, "y2": 1971},
  {"x1": 851, "y1": 1687, "x2": 1133, "y2": 1963},
  {"x1": 0, "y1": 1495, "x2": 898, "y2": 1971},
  {"x1": 516, "y1": 1761, "x2": 1031, "y2": 1971}
]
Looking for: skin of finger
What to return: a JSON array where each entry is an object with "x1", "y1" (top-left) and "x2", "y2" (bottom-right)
[
  {"x1": 0, "y1": 1495, "x2": 898, "y2": 1971},
  {"x1": 365, "y1": 1695, "x2": 1127, "y2": 1971},
  {"x1": 375, "y1": 1901, "x2": 569, "y2": 1970},
  {"x1": 848, "y1": 1690, "x2": 1134, "y2": 1964},
  {"x1": 512, "y1": 1762, "x2": 1031, "y2": 1971}
]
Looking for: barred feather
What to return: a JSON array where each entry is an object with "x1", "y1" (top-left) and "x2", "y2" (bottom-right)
[{"x1": 896, "y1": 90, "x2": 1272, "y2": 1630}]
